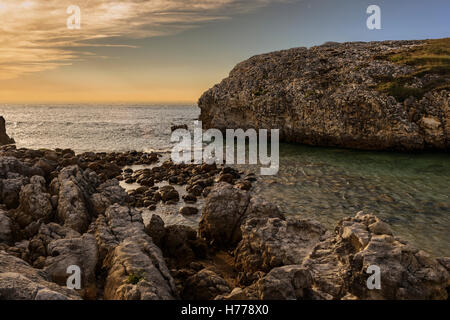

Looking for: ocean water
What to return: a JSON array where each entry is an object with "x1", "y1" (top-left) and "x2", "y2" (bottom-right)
[
  {"x1": 0, "y1": 104, "x2": 199, "y2": 153},
  {"x1": 1, "y1": 104, "x2": 449, "y2": 257}
]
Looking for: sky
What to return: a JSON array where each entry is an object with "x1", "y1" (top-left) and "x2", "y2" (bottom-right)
[{"x1": 0, "y1": 0, "x2": 449, "y2": 104}]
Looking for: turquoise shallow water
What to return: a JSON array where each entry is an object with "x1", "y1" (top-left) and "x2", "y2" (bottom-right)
[
  {"x1": 1, "y1": 104, "x2": 449, "y2": 256},
  {"x1": 252, "y1": 144, "x2": 450, "y2": 257}
]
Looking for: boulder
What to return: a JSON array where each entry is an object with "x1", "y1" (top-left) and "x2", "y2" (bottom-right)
[
  {"x1": 255, "y1": 265, "x2": 314, "y2": 300},
  {"x1": 234, "y1": 216, "x2": 329, "y2": 284},
  {"x1": 199, "y1": 183, "x2": 283, "y2": 248},
  {"x1": 182, "y1": 269, "x2": 231, "y2": 300},
  {"x1": 0, "y1": 251, "x2": 80, "y2": 300}
]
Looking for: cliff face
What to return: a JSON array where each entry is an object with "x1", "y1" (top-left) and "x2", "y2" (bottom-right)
[{"x1": 199, "y1": 39, "x2": 450, "y2": 151}]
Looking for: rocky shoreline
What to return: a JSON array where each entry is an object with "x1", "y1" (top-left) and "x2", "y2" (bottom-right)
[{"x1": 0, "y1": 144, "x2": 448, "y2": 300}]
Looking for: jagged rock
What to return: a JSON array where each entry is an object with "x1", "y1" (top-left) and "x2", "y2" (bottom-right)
[
  {"x1": 54, "y1": 166, "x2": 98, "y2": 233},
  {"x1": 302, "y1": 212, "x2": 450, "y2": 300},
  {"x1": 161, "y1": 225, "x2": 208, "y2": 269},
  {"x1": 92, "y1": 204, "x2": 176, "y2": 300},
  {"x1": 0, "y1": 156, "x2": 39, "y2": 178},
  {"x1": 234, "y1": 217, "x2": 329, "y2": 284},
  {"x1": 44, "y1": 234, "x2": 98, "y2": 299},
  {"x1": 0, "y1": 176, "x2": 28, "y2": 209},
  {"x1": 199, "y1": 40, "x2": 449, "y2": 151},
  {"x1": 0, "y1": 251, "x2": 80, "y2": 300},
  {"x1": 0, "y1": 116, "x2": 14, "y2": 146},
  {"x1": 90, "y1": 179, "x2": 129, "y2": 216},
  {"x1": 0, "y1": 210, "x2": 13, "y2": 244},
  {"x1": 14, "y1": 176, "x2": 52, "y2": 228},
  {"x1": 182, "y1": 269, "x2": 231, "y2": 300},
  {"x1": 199, "y1": 183, "x2": 283, "y2": 248},
  {"x1": 144, "y1": 214, "x2": 166, "y2": 248},
  {"x1": 255, "y1": 265, "x2": 314, "y2": 300}
]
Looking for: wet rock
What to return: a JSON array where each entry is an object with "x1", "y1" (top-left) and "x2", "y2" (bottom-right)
[
  {"x1": 182, "y1": 269, "x2": 231, "y2": 300},
  {"x1": 182, "y1": 193, "x2": 197, "y2": 204},
  {"x1": 158, "y1": 186, "x2": 179, "y2": 203},
  {"x1": 179, "y1": 206, "x2": 198, "y2": 216}
]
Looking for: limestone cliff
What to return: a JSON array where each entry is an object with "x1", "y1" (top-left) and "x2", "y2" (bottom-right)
[{"x1": 199, "y1": 39, "x2": 450, "y2": 151}]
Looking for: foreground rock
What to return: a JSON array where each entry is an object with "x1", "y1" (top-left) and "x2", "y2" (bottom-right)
[
  {"x1": 199, "y1": 39, "x2": 450, "y2": 151},
  {"x1": 93, "y1": 204, "x2": 176, "y2": 300},
  {"x1": 199, "y1": 183, "x2": 283, "y2": 248},
  {"x1": 302, "y1": 212, "x2": 450, "y2": 299},
  {"x1": 234, "y1": 217, "x2": 329, "y2": 284}
]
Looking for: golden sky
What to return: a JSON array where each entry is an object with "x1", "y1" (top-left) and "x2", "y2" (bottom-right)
[{"x1": 0, "y1": 0, "x2": 285, "y2": 103}]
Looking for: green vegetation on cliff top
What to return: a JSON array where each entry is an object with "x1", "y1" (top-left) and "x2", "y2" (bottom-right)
[{"x1": 376, "y1": 38, "x2": 450, "y2": 102}]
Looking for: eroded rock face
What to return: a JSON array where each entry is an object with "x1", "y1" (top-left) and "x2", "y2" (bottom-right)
[
  {"x1": 199, "y1": 183, "x2": 283, "y2": 248},
  {"x1": 93, "y1": 204, "x2": 176, "y2": 300},
  {"x1": 182, "y1": 269, "x2": 231, "y2": 300},
  {"x1": 199, "y1": 40, "x2": 449, "y2": 151},
  {"x1": 14, "y1": 176, "x2": 52, "y2": 228},
  {"x1": 234, "y1": 217, "x2": 329, "y2": 284},
  {"x1": 255, "y1": 265, "x2": 314, "y2": 300},
  {"x1": 0, "y1": 210, "x2": 13, "y2": 244},
  {"x1": 44, "y1": 234, "x2": 98, "y2": 299},
  {"x1": 302, "y1": 212, "x2": 450, "y2": 300},
  {"x1": 0, "y1": 251, "x2": 80, "y2": 300},
  {"x1": 54, "y1": 166, "x2": 98, "y2": 233}
]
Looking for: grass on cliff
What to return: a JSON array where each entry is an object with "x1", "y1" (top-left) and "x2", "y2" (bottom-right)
[
  {"x1": 375, "y1": 38, "x2": 450, "y2": 102},
  {"x1": 127, "y1": 270, "x2": 145, "y2": 285}
]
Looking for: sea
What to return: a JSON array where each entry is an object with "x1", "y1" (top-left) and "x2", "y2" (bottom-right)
[{"x1": 1, "y1": 104, "x2": 449, "y2": 257}]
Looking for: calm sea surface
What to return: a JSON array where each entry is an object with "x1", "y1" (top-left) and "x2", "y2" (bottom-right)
[{"x1": 1, "y1": 104, "x2": 449, "y2": 256}]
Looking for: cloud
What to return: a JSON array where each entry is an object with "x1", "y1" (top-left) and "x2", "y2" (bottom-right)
[{"x1": 0, "y1": 0, "x2": 285, "y2": 79}]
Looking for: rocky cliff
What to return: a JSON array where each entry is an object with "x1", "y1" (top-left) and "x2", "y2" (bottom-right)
[
  {"x1": 0, "y1": 117, "x2": 14, "y2": 146},
  {"x1": 199, "y1": 38, "x2": 450, "y2": 151}
]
